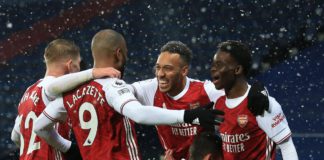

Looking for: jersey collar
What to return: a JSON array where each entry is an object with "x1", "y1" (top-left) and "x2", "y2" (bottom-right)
[
  {"x1": 167, "y1": 77, "x2": 190, "y2": 100},
  {"x1": 225, "y1": 84, "x2": 251, "y2": 109}
]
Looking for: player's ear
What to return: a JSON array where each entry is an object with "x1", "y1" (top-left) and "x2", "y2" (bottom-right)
[
  {"x1": 181, "y1": 65, "x2": 189, "y2": 76},
  {"x1": 116, "y1": 48, "x2": 123, "y2": 60},
  {"x1": 66, "y1": 59, "x2": 73, "y2": 73},
  {"x1": 234, "y1": 65, "x2": 243, "y2": 75}
]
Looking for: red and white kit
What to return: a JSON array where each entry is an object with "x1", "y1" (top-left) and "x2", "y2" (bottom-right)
[
  {"x1": 12, "y1": 77, "x2": 70, "y2": 160},
  {"x1": 215, "y1": 85, "x2": 292, "y2": 160},
  {"x1": 131, "y1": 77, "x2": 224, "y2": 159}
]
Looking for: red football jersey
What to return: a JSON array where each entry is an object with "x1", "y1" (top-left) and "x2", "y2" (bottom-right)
[
  {"x1": 215, "y1": 92, "x2": 291, "y2": 160},
  {"x1": 132, "y1": 77, "x2": 224, "y2": 159},
  {"x1": 17, "y1": 79, "x2": 70, "y2": 160},
  {"x1": 62, "y1": 79, "x2": 140, "y2": 160}
]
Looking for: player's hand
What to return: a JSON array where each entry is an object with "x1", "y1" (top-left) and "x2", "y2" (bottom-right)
[
  {"x1": 248, "y1": 81, "x2": 269, "y2": 116},
  {"x1": 163, "y1": 149, "x2": 175, "y2": 160},
  {"x1": 184, "y1": 102, "x2": 224, "y2": 129},
  {"x1": 92, "y1": 67, "x2": 121, "y2": 79},
  {"x1": 64, "y1": 133, "x2": 82, "y2": 159}
]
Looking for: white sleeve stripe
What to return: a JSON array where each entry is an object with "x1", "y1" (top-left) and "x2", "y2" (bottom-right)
[
  {"x1": 120, "y1": 99, "x2": 138, "y2": 115},
  {"x1": 43, "y1": 111, "x2": 61, "y2": 123},
  {"x1": 271, "y1": 127, "x2": 290, "y2": 139},
  {"x1": 123, "y1": 118, "x2": 140, "y2": 160},
  {"x1": 277, "y1": 132, "x2": 292, "y2": 144}
]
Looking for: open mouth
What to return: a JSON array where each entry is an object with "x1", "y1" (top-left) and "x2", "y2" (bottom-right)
[
  {"x1": 158, "y1": 79, "x2": 169, "y2": 88},
  {"x1": 212, "y1": 76, "x2": 220, "y2": 84}
]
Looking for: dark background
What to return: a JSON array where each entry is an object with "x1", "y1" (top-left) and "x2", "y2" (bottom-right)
[{"x1": 0, "y1": 0, "x2": 323, "y2": 159}]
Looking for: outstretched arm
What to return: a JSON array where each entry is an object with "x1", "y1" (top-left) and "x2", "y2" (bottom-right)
[
  {"x1": 105, "y1": 79, "x2": 223, "y2": 126},
  {"x1": 45, "y1": 68, "x2": 120, "y2": 99}
]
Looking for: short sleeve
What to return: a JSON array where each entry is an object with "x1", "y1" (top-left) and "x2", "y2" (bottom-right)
[
  {"x1": 103, "y1": 78, "x2": 138, "y2": 114},
  {"x1": 256, "y1": 97, "x2": 292, "y2": 144},
  {"x1": 131, "y1": 78, "x2": 158, "y2": 105},
  {"x1": 203, "y1": 80, "x2": 225, "y2": 102},
  {"x1": 42, "y1": 97, "x2": 67, "y2": 122}
]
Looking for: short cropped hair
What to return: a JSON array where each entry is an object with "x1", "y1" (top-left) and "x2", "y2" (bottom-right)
[
  {"x1": 44, "y1": 39, "x2": 80, "y2": 64},
  {"x1": 189, "y1": 132, "x2": 223, "y2": 160},
  {"x1": 217, "y1": 40, "x2": 252, "y2": 76},
  {"x1": 160, "y1": 41, "x2": 192, "y2": 66}
]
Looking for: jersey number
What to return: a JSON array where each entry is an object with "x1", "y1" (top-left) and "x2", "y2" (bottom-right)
[
  {"x1": 18, "y1": 111, "x2": 41, "y2": 156},
  {"x1": 79, "y1": 102, "x2": 98, "y2": 146}
]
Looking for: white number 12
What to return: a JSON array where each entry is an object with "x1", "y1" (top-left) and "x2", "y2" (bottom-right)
[{"x1": 18, "y1": 111, "x2": 41, "y2": 156}]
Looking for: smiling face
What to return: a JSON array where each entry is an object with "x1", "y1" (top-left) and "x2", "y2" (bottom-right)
[
  {"x1": 210, "y1": 51, "x2": 239, "y2": 90},
  {"x1": 155, "y1": 51, "x2": 188, "y2": 96}
]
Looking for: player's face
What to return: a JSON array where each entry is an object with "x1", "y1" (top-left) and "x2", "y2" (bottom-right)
[
  {"x1": 155, "y1": 52, "x2": 188, "y2": 96},
  {"x1": 210, "y1": 51, "x2": 238, "y2": 90},
  {"x1": 69, "y1": 56, "x2": 81, "y2": 73}
]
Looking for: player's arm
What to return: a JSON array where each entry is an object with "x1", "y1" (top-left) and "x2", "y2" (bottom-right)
[
  {"x1": 204, "y1": 80, "x2": 225, "y2": 102},
  {"x1": 105, "y1": 79, "x2": 224, "y2": 126},
  {"x1": 33, "y1": 97, "x2": 71, "y2": 153},
  {"x1": 11, "y1": 116, "x2": 21, "y2": 147},
  {"x1": 130, "y1": 78, "x2": 158, "y2": 105},
  {"x1": 278, "y1": 137, "x2": 298, "y2": 160},
  {"x1": 45, "y1": 67, "x2": 121, "y2": 100},
  {"x1": 256, "y1": 97, "x2": 298, "y2": 160}
]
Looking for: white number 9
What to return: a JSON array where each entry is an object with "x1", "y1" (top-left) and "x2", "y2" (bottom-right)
[{"x1": 79, "y1": 102, "x2": 98, "y2": 146}]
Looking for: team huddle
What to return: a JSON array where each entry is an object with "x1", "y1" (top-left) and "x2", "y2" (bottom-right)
[{"x1": 11, "y1": 29, "x2": 298, "y2": 160}]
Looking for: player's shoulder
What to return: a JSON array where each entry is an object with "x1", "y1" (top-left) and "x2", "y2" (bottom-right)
[
  {"x1": 268, "y1": 96, "x2": 283, "y2": 112},
  {"x1": 95, "y1": 78, "x2": 128, "y2": 89},
  {"x1": 188, "y1": 77, "x2": 214, "y2": 86},
  {"x1": 133, "y1": 77, "x2": 157, "y2": 85}
]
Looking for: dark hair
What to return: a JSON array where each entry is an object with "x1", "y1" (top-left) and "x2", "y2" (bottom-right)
[
  {"x1": 160, "y1": 41, "x2": 192, "y2": 65},
  {"x1": 189, "y1": 132, "x2": 223, "y2": 160},
  {"x1": 217, "y1": 40, "x2": 252, "y2": 76}
]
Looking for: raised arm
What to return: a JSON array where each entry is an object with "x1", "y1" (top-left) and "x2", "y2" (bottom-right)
[{"x1": 45, "y1": 67, "x2": 120, "y2": 99}]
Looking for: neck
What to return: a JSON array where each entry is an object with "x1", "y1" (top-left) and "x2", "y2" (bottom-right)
[
  {"x1": 225, "y1": 77, "x2": 248, "y2": 99},
  {"x1": 45, "y1": 63, "x2": 69, "y2": 77},
  {"x1": 45, "y1": 64, "x2": 67, "y2": 77},
  {"x1": 168, "y1": 77, "x2": 187, "y2": 97},
  {"x1": 93, "y1": 58, "x2": 114, "y2": 68}
]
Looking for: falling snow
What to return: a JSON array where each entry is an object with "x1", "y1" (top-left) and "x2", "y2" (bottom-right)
[{"x1": 0, "y1": 0, "x2": 323, "y2": 159}]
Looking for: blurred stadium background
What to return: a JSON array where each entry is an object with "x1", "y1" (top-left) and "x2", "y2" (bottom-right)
[{"x1": 0, "y1": 0, "x2": 323, "y2": 159}]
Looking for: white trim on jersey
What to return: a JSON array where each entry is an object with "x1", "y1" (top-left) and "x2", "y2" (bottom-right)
[
  {"x1": 123, "y1": 118, "x2": 140, "y2": 160},
  {"x1": 170, "y1": 77, "x2": 190, "y2": 100},
  {"x1": 265, "y1": 136, "x2": 274, "y2": 160}
]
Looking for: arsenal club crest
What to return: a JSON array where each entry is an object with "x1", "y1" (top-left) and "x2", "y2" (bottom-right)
[{"x1": 237, "y1": 114, "x2": 248, "y2": 128}]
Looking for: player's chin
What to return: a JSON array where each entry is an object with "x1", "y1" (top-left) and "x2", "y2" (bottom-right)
[
  {"x1": 214, "y1": 82, "x2": 223, "y2": 90},
  {"x1": 158, "y1": 86, "x2": 170, "y2": 93}
]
